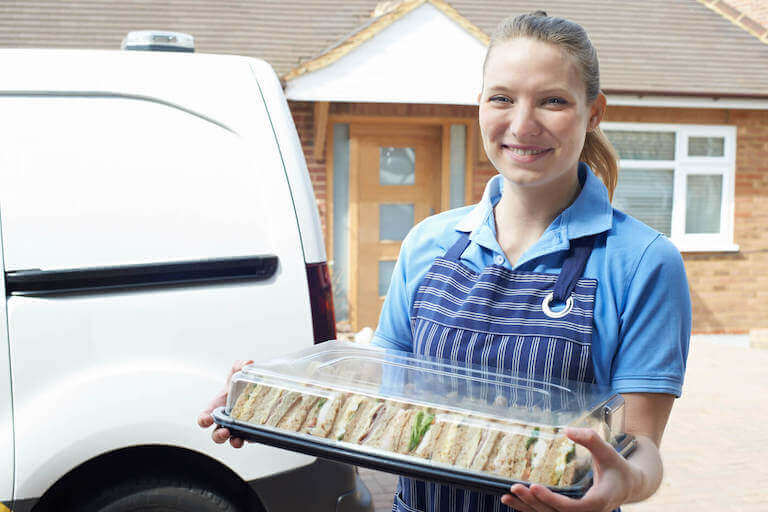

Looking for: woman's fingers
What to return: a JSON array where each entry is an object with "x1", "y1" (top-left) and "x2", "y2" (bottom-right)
[
  {"x1": 197, "y1": 411, "x2": 214, "y2": 428},
  {"x1": 502, "y1": 485, "x2": 558, "y2": 512},
  {"x1": 230, "y1": 436, "x2": 245, "y2": 449},
  {"x1": 565, "y1": 427, "x2": 620, "y2": 466},
  {"x1": 212, "y1": 426, "x2": 231, "y2": 444},
  {"x1": 226, "y1": 359, "x2": 254, "y2": 385}
]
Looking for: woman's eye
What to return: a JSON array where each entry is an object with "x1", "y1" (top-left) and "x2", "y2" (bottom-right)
[
  {"x1": 490, "y1": 96, "x2": 511, "y2": 103},
  {"x1": 545, "y1": 97, "x2": 568, "y2": 105}
]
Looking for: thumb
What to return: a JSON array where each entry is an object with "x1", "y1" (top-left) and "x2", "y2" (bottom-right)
[{"x1": 565, "y1": 427, "x2": 621, "y2": 468}]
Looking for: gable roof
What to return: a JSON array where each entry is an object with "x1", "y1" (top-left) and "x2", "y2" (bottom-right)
[
  {"x1": 284, "y1": 1, "x2": 488, "y2": 104},
  {"x1": 1, "y1": 0, "x2": 767, "y2": 98},
  {"x1": 704, "y1": 0, "x2": 768, "y2": 42},
  {"x1": 283, "y1": 0, "x2": 487, "y2": 82}
]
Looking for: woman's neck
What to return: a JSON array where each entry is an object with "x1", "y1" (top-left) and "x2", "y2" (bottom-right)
[{"x1": 494, "y1": 171, "x2": 581, "y2": 265}]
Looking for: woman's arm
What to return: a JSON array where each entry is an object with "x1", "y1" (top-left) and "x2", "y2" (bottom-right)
[
  {"x1": 501, "y1": 392, "x2": 674, "y2": 512},
  {"x1": 621, "y1": 392, "x2": 673, "y2": 503}
]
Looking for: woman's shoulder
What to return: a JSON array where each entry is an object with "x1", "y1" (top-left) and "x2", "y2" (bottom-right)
[{"x1": 606, "y1": 208, "x2": 684, "y2": 272}]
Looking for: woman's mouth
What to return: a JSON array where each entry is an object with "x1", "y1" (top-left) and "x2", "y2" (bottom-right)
[{"x1": 501, "y1": 145, "x2": 553, "y2": 162}]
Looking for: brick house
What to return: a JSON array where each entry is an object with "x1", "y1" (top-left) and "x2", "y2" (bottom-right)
[{"x1": 2, "y1": 0, "x2": 767, "y2": 335}]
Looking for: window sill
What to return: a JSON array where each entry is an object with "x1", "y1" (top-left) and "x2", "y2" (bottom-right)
[{"x1": 675, "y1": 242, "x2": 740, "y2": 253}]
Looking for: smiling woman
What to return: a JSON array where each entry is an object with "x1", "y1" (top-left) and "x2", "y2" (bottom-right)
[{"x1": 200, "y1": 10, "x2": 692, "y2": 512}]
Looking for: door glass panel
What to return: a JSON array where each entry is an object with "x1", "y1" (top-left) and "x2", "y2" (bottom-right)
[
  {"x1": 380, "y1": 147, "x2": 415, "y2": 185},
  {"x1": 379, "y1": 204, "x2": 414, "y2": 241},
  {"x1": 688, "y1": 137, "x2": 725, "y2": 157},
  {"x1": 686, "y1": 174, "x2": 722, "y2": 234},
  {"x1": 603, "y1": 130, "x2": 675, "y2": 160},
  {"x1": 613, "y1": 168, "x2": 674, "y2": 236},
  {"x1": 378, "y1": 260, "x2": 396, "y2": 296},
  {"x1": 449, "y1": 124, "x2": 466, "y2": 209}
]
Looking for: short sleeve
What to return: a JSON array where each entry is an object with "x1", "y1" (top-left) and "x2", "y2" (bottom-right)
[{"x1": 611, "y1": 235, "x2": 692, "y2": 397}]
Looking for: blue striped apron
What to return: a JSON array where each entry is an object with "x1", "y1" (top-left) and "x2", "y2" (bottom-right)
[{"x1": 392, "y1": 232, "x2": 599, "y2": 512}]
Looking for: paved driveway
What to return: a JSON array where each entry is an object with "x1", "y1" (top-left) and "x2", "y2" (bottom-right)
[{"x1": 359, "y1": 339, "x2": 768, "y2": 511}]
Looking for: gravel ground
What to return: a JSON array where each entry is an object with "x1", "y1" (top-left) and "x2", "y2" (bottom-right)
[{"x1": 358, "y1": 339, "x2": 768, "y2": 511}]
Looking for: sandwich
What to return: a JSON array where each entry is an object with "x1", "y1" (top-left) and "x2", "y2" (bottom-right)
[
  {"x1": 276, "y1": 393, "x2": 321, "y2": 431},
  {"x1": 228, "y1": 382, "x2": 592, "y2": 488}
]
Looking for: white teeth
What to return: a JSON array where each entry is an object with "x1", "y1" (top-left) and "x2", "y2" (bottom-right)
[{"x1": 507, "y1": 147, "x2": 548, "y2": 156}]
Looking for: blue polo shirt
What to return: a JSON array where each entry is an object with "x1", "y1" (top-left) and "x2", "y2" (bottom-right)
[{"x1": 373, "y1": 163, "x2": 691, "y2": 397}]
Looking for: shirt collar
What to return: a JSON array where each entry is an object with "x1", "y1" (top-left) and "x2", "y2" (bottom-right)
[{"x1": 454, "y1": 162, "x2": 613, "y2": 244}]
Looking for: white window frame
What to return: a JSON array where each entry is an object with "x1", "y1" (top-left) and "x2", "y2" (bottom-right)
[{"x1": 602, "y1": 122, "x2": 738, "y2": 253}]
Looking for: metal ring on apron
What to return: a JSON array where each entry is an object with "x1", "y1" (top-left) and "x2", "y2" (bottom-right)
[{"x1": 541, "y1": 292, "x2": 574, "y2": 318}]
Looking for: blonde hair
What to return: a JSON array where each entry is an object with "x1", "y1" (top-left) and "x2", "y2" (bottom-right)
[{"x1": 483, "y1": 11, "x2": 619, "y2": 199}]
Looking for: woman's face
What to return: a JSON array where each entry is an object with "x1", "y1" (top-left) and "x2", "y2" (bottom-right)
[{"x1": 478, "y1": 38, "x2": 604, "y2": 191}]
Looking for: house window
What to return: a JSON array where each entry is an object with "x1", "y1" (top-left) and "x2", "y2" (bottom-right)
[{"x1": 603, "y1": 123, "x2": 738, "y2": 252}]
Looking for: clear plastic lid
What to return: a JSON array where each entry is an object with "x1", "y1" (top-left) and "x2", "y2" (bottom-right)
[{"x1": 226, "y1": 340, "x2": 626, "y2": 490}]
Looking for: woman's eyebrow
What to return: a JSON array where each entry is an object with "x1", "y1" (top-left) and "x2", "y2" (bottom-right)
[{"x1": 485, "y1": 85, "x2": 573, "y2": 95}]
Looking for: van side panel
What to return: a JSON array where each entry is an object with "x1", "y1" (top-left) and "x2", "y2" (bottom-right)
[
  {"x1": 0, "y1": 60, "x2": 317, "y2": 499},
  {"x1": 0, "y1": 221, "x2": 14, "y2": 511}
]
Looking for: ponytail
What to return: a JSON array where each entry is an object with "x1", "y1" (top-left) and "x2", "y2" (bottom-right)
[{"x1": 580, "y1": 127, "x2": 619, "y2": 200}]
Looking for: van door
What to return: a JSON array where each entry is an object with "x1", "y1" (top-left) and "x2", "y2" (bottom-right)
[{"x1": 0, "y1": 221, "x2": 14, "y2": 509}]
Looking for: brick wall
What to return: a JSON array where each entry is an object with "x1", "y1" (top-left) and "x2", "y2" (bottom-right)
[{"x1": 288, "y1": 101, "x2": 768, "y2": 335}]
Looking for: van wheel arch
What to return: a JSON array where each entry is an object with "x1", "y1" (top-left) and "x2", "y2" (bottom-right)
[{"x1": 32, "y1": 445, "x2": 266, "y2": 512}]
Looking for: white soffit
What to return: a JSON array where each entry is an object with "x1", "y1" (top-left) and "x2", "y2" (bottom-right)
[
  {"x1": 607, "y1": 94, "x2": 768, "y2": 110},
  {"x1": 284, "y1": 3, "x2": 486, "y2": 105}
]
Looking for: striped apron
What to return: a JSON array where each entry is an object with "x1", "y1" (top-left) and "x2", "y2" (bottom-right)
[{"x1": 392, "y1": 231, "x2": 599, "y2": 512}]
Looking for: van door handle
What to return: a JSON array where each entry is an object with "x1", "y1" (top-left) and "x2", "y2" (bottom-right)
[{"x1": 5, "y1": 255, "x2": 278, "y2": 295}]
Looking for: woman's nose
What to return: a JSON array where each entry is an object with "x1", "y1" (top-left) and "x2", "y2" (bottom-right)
[{"x1": 508, "y1": 105, "x2": 541, "y2": 138}]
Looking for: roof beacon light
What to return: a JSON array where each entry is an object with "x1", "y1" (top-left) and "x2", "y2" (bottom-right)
[{"x1": 121, "y1": 31, "x2": 194, "y2": 53}]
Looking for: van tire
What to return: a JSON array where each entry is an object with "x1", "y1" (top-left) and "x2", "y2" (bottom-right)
[{"x1": 79, "y1": 477, "x2": 242, "y2": 512}]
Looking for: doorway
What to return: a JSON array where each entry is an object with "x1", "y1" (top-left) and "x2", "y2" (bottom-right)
[{"x1": 349, "y1": 123, "x2": 443, "y2": 330}]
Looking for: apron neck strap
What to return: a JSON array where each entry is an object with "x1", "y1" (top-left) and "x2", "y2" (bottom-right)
[
  {"x1": 445, "y1": 233, "x2": 472, "y2": 261},
  {"x1": 445, "y1": 232, "x2": 598, "y2": 299},
  {"x1": 552, "y1": 234, "x2": 598, "y2": 302}
]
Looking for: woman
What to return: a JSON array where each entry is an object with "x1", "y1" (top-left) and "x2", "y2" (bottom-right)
[{"x1": 199, "y1": 11, "x2": 691, "y2": 512}]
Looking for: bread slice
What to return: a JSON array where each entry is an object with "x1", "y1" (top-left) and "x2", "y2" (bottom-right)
[
  {"x1": 373, "y1": 408, "x2": 415, "y2": 451},
  {"x1": 359, "y1": 402, "x2": 405, "y2": 447},
  {"x1": 330, "y1": 394, "x2": 367, "y2": 441},
  {"x1": 469, "y1": 428, "x2": 501, "y2": 471},
  {"x1": 488, "y1": 431, "x2": 525, "y2": 477},
  {"x1": 230, "y1": 383, "x2": 256, "y2": 419},
  {"x1": 249, "y1": 387, "x2": 285, "y2": 424},
  {"x1": 433, "y1": 416, "x2": 468, "y2": 465},
  {"x1": 235, "y1": 383, "x2": 272, "y2": 421},
  {"x1": 454, "y1": 424, "x2": 484, "y2": 468},
  {"x1": 341, "y1": 398, "x2": 383, "y2": 443},
  {"x1": 310, "y1": 392, "x2": 346, "y2": 437},
  {"x1": 264, "y1": 391, "x2": 302, "y2": 427},
  {"x1": 276, "y1": 393, "x2": 320, "y2": 432},
  {"x1": 411, "y1": 413, "x2": 445, "y2": 459}
]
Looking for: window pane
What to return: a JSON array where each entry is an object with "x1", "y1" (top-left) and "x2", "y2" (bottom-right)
[
  {"x1": 613, "y1": 168, "x2": 674, "y2": 236},
  {"x1": 604, "y1": 130, "x2": 675, "y2": 160},
  {"x1": 688, "y1": 137, "x2": 724, "y2": 157},
  {"x1": 686, "y1": 175, "x2": 722, "y2": 234},
  {"x1": 380, "y1": 147, "x2": 415, "y2": 185},
  {"x1": 380, "y1": 203, "x2": 414, "y2": 241},
  {"x1": 378, "y1": 260, "x2": 396, "y2": 296}
]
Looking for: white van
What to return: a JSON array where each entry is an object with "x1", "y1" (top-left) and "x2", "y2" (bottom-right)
[{"x1": 0, "y1": 45, "x2": 371, "y2": 512}]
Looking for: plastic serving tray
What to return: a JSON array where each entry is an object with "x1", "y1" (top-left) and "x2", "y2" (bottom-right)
[{"x1": 212, "y1": 406, "x2": 635, "y2": 497}]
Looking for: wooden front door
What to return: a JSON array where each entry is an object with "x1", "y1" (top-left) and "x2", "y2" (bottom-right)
[{"x1": 349, "y1": 123, "x2": 442, "y2": 331}]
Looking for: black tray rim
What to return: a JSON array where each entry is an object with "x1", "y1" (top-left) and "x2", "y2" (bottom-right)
[{"x1": 212, "y1": 406, "x2": 636, "y2": 498}]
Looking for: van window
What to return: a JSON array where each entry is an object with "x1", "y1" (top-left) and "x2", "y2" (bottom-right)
[{"x1": 0, "y1": 96, "x2": 285, "y2": 271}]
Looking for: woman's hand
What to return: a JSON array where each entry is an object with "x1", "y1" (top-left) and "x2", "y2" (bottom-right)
[
  {"x1": 501, "y1": 393, "x2": 674, "y2": 511},
  {"x1": 196, "y1": 359, "x2": 253, "y2": 449},
  {"x1": 500, "y1": 427, "x2": 642, "y2": 512}
]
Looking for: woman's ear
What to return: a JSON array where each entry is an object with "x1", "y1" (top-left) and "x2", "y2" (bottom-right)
[{"x1": 588, "y1": 92, "x2": 607, "y2": 132}]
